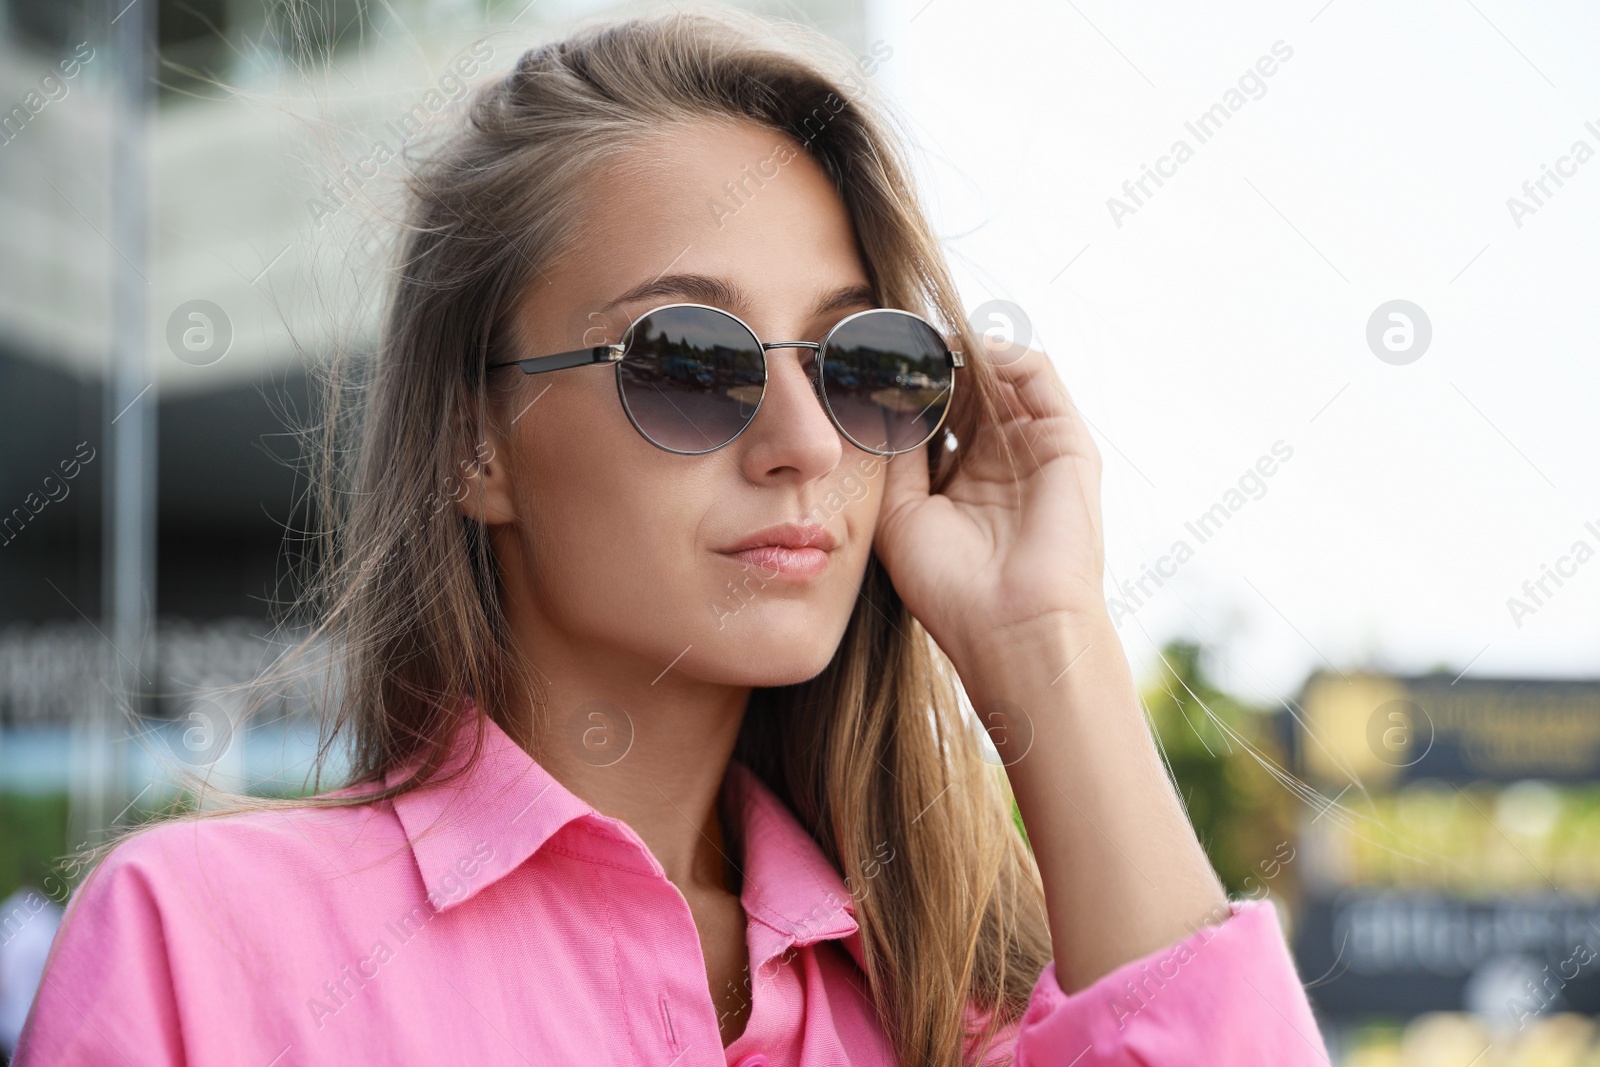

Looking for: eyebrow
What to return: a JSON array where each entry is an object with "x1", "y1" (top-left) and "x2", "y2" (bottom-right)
[{"x1": 598, "y1": 273, "x2": 878, "y2": 324}]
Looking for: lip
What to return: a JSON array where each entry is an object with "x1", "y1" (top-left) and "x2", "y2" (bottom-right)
[
  {"x1": 715, "y1": 522, "x2": 837, "y2": 581},
  {"x1": 716, "y1": 522, "x2": 838, "y2": 554}
]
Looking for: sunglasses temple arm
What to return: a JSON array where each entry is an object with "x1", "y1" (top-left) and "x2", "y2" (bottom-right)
[{"x1": 491, "y1": 343, "x2": 626, "y2": 375}]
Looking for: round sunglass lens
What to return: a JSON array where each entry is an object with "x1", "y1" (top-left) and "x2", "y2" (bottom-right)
[
  {"x1": 617, "y1": 307, "x2": 764, "y2": 452},
  {"x1": 820, "y1": 311, "x2": 953, "y2": 454}
]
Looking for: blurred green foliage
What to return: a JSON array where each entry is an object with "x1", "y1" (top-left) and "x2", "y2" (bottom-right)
[
  {"x1": 0, "y1": 793, "x2": 71, "y2": 900},
  {"x1": 1140, "y1": 641, "x2": 1298, "y2": 899}
]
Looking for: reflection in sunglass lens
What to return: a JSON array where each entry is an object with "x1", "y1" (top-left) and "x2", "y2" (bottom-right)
[
  {"x1": 617, "y1": 307, "x2": 765, "y2": 452},
  {"x1": 820, "y1": 311, "x2": 953, "y2": 454}
]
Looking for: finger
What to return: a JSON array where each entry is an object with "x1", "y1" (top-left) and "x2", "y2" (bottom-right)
[
  {"x1": 986, "y1": 344, "x2": 1071, "y2": 422},
  {"x1": 986, "y1": 345, "x2": 1100, "y2": 464},
  {"x1": 876, "y1": 437, "x2": 930, "y2": 530}
]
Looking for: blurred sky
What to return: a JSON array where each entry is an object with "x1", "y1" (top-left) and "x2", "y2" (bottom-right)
[{"x1": 859, "y1": 0, "x2": 1600, "y2": 702}]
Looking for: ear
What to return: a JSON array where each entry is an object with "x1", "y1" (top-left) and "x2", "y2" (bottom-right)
[{"x1": 454, "y1": 427, "x2": 517, "y2": 526}]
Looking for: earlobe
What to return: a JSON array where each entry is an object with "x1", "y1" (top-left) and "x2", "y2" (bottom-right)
[{"x1": 454, "y1": 438, "x2": 518, "y2": 526}]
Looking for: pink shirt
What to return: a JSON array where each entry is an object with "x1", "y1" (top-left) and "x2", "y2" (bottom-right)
[{"x1": 18, "y1": 705, "x2": 1329, "y2": 1065}]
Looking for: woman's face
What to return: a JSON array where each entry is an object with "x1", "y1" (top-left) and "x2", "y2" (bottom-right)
[{"x1": 479, "y1": 120, "x2": 888, "y2": 690}]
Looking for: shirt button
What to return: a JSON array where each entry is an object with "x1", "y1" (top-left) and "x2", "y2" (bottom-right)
[{"x1": 732, "y1": 1056, "x2": 769, "y2": 1067}]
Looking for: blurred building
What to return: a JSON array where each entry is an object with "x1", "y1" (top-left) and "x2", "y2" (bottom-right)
[
  {"x1": 0, "y1": 0, "x2": 871, "y2": 785},
  {"x1": 1289, "y1": 670, "x2": 1600, "y2": 1063}
]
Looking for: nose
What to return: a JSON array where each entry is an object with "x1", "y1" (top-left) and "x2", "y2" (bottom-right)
[{"x1": 732, "y1": 343, "x2": 842, "y2": 484}]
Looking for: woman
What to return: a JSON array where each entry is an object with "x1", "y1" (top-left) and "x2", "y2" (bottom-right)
[{"x1": 18, "y1": 7, "x2": 1328, "y2": 1065}]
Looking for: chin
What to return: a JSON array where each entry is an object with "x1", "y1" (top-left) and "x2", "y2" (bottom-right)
[
  {"x1": 713, "y1": 654, "x2": 836, "y2": 689},
  {"x1": 699, "y1": 609, "x2": 844, "y2": 686}
]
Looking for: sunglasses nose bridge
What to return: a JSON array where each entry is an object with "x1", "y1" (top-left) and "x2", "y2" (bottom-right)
[
  {"x1": 757, "y1": 338, "x2": 826, "y2": 406},
  {"x1": 759, "y1": 339, "x2": 822, "y2": 368}
]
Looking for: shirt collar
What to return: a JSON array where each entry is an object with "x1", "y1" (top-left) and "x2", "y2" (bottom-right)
[{"x1": 386, "y1": 703, "x2": 861, "y2": 965}]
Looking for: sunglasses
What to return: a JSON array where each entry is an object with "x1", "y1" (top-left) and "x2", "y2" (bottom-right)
[{"x1": 487, "y1": 302, "x2": 964, "y2": 456}]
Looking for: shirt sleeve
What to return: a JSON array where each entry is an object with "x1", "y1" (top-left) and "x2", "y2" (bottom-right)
[
  {"x1": 11, "y1": 838, "x2": 187, "y2": 1066},
  {"x1": 1007, "y1": 898, "x2": 1329, "y2": 1066}
]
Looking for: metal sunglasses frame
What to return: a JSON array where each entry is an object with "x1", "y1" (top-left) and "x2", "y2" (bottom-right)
[{"x1": 486, "y1": 301, "x2": 965, "y2": 456}]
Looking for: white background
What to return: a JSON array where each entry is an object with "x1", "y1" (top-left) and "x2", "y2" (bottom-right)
[{"x1": 864, "y1": 0, "x2": 1600, "y2": 702}]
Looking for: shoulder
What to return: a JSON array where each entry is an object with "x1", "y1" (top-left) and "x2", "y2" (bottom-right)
[
  {"x1": 17, "y1": 793, "x2": 414, "y2": 1065},
  {"x1": 74, "y1": 791, "x2": 409, "y2": 918}
]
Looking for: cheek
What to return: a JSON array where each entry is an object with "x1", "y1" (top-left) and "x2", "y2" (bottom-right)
[
  {"x1": 815, "y1": 464, "x2": 886, "y2": 608},
  {"x1": 513, "y1": 395, "x2": 704, "y2": 623}
]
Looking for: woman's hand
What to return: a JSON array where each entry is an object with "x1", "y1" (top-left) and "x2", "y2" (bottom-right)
[
  {"x1": 873, "y1": 340, "x2": 1109, "y2": 665},
  {"x1": 873, "y1": 338, "x2": 1230, "y2": 993}
]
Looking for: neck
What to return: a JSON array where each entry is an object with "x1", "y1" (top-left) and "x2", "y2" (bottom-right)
[
  {"x1": 491, "y1": 529, "x2": 755, "y2": 895},
  {"x1": 506, "y1": 661, "x2": 752, "y2": 895}
]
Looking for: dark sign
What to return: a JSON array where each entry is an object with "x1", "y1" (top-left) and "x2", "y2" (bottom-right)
[{"x1": 1295, "y1": 890, "x2": 1600, "y2": 1021}]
